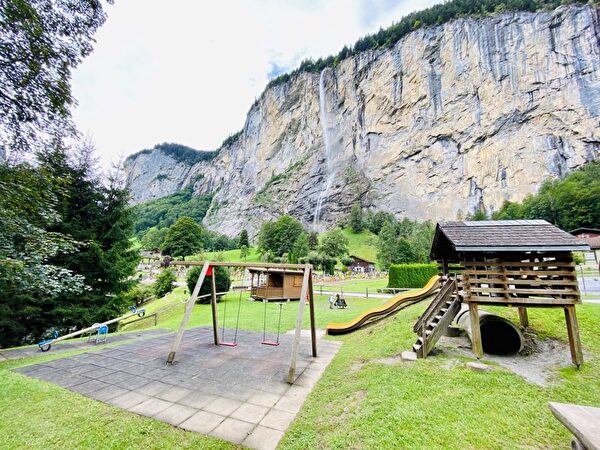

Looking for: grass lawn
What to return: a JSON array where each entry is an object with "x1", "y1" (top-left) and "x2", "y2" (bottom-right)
[
  {"x1": 121, "y1": 286, "x2": 391, "y2": 333},
  {"x1": 313, "y1": 277, "x2": 389, "y2": 294},
  {"x1": 3, "y1": 289, "x2": 599, "y2": 448},
  {"x1": 281, "y1": 303, "x2": 600, "y2": 449}
]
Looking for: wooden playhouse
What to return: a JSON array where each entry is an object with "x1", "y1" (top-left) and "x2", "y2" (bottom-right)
[
  {"x1": 248, "y1": 267, "x2": 304, "y2": 301},
  {"x1": 414, "y1": 220, "x2": 589, "y2": 366}
]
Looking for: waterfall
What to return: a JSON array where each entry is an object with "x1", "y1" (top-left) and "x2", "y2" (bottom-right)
[{"x1": 313, "y1": 68, "x2": 337, "y2": 229}]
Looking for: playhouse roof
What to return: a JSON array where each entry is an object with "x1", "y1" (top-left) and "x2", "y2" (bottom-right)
[
  {"x1": 430, "y1": 220, "x2": 590, "y2": 260},
  {"x1": 247, "y1": 267, "x2": 304, "y2": 275}
]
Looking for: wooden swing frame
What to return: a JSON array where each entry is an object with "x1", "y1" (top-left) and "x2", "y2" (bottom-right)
[{"x1": 165, "y1": 261, "x2": 318, "y2": 384}]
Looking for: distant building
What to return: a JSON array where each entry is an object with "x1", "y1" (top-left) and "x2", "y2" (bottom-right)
[
  {"x1": 569, "y1": 228, "x2": 600, "y2": 263},
  {"x1": 348, "y1": 255, "x2": 376, "y2": 273}
]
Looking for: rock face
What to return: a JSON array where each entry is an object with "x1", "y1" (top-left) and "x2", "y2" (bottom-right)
[{"x1": 125, "y1": 5, "x2": 600, "y2": 237}]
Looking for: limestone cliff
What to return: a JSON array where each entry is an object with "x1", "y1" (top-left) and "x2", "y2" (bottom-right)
[{"x1": 124, "y1": 5, "x2": 600, "y2": 237}]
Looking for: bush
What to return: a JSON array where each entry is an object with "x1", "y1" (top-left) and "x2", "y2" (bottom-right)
[
  {"x1": 123, "y1": 284, "x2": 154, "y2": 306},
  {"x1": 186, "y1": 266, "x2": 231, "y2": 303},
  {"x1": 154, "y1": 268, "x2": 177, "y2": 298},
  {"x1": 388, "y1": 263, "x2": 438, "y2": 288}
]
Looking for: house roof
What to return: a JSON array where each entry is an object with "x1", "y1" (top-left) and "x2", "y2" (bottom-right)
[
  {"x1": 247, "y1": 267, "x2": 304, "y2": 275},
  {"x1": 349, "y1": 255, "x2": 376, "y2": 264},
  {"x1": 569, "y1": 227, "x2": 600, "y2": 234},
  {"x1": 430, "y1": 220, "x2": 590, "y2": 260},
  {"x1": 577, "y1": 236, "x2": 600, "y2": 249}
]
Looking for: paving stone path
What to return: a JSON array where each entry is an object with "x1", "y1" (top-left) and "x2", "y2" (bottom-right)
[
  {"x1": 15, "y1": 327, "x2": 341, "y2": 450},
  {"x1": 0, "y1": 328, "x2": 171, "y2": 361}
]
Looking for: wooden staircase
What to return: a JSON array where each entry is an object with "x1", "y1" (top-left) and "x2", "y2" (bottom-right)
[{"x1": 412, "y1": 277, "x2": 461, "y2": 358}]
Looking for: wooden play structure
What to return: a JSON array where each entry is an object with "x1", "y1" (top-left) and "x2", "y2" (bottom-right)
[
  {"x1": 165, "y1": 261, "x2": 317, "y2": 384},
  {"x1": 248, "y1": 267, "x2": 304, "y2": 301},
  {"x1": 413, "y1": 220, "x2": 589, "y2": 366}
]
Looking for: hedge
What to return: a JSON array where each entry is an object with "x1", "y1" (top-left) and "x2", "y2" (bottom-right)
[{"x1": 388, "y1": 263, "x2": 438, "y2": 288}]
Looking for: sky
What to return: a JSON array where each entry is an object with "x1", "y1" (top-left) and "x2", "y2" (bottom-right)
[{"x1": 71, "y1": 0, "x2": 440, "y2": 167}]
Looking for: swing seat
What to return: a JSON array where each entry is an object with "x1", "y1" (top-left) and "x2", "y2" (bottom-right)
[
  {"x1": 219, "y1": 341, "x2": 238, "y2": 347},
  {"x1": 261, "y1": 340, "x2": 280, "y2": 346}
]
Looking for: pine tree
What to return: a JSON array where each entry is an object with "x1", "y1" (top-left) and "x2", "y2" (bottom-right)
[{"x1": 239, "y1": 229, "x2": 249, "y2": 248}]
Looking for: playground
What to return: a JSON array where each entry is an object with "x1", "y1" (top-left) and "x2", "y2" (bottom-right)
[
  {"x1": 3, "y1": 221, "x2": 600, "y2": 449},
  {"x1": 16, "y1": 327, "x2": 340, "y2": 448}
]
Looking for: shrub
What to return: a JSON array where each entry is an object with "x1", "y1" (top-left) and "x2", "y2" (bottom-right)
[
  {"x1": 186, "y1": 266, "x2": 231, "y2": 303},
  {"x1": 123, "y1": 284, "x2": 154, "y2": 306},
  {"x1": 388, "y1": 263, "x2": 438, "y2": 288},
  {"x1": 154, "y1": 268, "x2": 177, "y2": 298}
]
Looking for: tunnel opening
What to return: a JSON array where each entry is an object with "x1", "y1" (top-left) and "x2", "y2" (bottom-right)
[{"x1": 480, "y1": 317, "x2": 523, "y2": 355}]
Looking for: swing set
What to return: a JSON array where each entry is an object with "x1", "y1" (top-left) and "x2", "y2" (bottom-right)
[{"x1": 164, "y1": 261, "x2": 318, "y2": 384}]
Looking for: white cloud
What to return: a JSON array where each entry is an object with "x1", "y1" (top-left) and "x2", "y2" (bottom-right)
[{"x1": 71, "y1": 0, "x2": 441, "y2": 167}]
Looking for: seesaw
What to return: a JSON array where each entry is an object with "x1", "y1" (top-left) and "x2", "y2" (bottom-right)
[{"x1": 37, "y1": 306, "x2": 146, "y2": 352}]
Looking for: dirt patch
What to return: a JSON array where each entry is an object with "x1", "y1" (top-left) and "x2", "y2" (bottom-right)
[{"x1": 438, "y1": 334, "x2": 573, "y2": 386}]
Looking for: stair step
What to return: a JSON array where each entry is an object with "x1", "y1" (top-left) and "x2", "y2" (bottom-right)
[
  {"x1": 435, "y1": 315, "x2": 443, "y2": 321},
  {"x1": 412, "y1": 344, "x2": 422, "y2": 352}
]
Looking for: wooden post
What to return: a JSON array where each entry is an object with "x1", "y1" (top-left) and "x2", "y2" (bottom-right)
[
  {"x1": 287, "y1": 264, "x2": 311, "y2": 384},
  {"x1": 468, "y1": 302, "x2": 483, "y2": 359},
  {"x1": 518, "y1": 307, "x2": 529, "y2": 328},
  {"x1": 564, "y1": 305, "x2": 584, "y2": 367},
  {"x1": 210, "y1": 267, "x2": 220, "y2": 346},
  {"x1": 167, "y1": 261, "x2": 210, "y2": 364},
  {"x1": 308, "y1": 270, "x2": 317, "y2": 358}
]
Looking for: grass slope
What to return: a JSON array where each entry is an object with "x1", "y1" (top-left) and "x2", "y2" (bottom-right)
[
  {"x1": 281, "y1": 303, "x2": 600, "y2": 449},
  {"x1": 341, "y1": 228, "x2": 378, "y2": 263}
]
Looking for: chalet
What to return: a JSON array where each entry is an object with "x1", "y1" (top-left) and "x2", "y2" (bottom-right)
[
  {"x1": 569, "y1": 227, "x2": 600, "y2": 263},
  {"x1": 248, "y1": 267, "x2": 304, "y2": 301},
  {"x1": 348, "y1": 255, "x2": 376, "y2": 273}
]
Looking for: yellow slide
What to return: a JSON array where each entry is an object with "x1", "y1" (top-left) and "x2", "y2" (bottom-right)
[{"x1": 325, "y1": 275, "x2": 440, "y2": 335}]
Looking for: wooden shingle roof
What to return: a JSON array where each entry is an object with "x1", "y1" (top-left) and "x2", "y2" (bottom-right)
[{"x1": 431, "y1": 220, "x2": 590, "y2": 260}]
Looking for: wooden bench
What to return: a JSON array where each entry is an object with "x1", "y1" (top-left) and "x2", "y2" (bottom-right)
[{"x1": 549, "y1": 402, "x2": 600, "y2": 450}]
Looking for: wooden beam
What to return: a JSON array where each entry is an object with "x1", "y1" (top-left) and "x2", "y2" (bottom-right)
[
  {"x1": 170, "y1": 260, "x2": 308, "y2": 270},
  {"x1": 287, "y1": 264, "x2": 311, "y2": 384},
  {"x1": 308, "y1": 270, "x2": 317, "y2": 358},
  {"x1": 210, "y1": 267, "x2": 220, "y2": 346},
  {"x1": 564, "y1": 305, "x2": 584, "y2": 367},
  {"x1": 518, "y1": 307, "x2": 529, "y2": 328},
  {"x1": 167, "y1": 261, "x2": 210, "y2": 364},
  {"x1": 468, "y1": 302, "x2": 483, "y2": 359}
]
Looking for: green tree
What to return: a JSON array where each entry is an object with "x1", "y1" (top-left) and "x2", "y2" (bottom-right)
[
  {"x1": 239, "y1": 245, "x2": 249, "y2": 261},
  {"x1": 292, "y1": 233, "x2": 310, "y2": 260},
  {"x1": 186, "y1": 266, "x2": 231, "y2": 303},
  {"x1": 349, "y1": 203, "x2": 364, "y2": 232},
  {"x1": 319, "y1": 228, "x2": 349, "y2": 258},
  {"x1": 154, "y1": 268, "x2": 176, "y2": 298},
  {"x1": 161, "y1": 217, "x2": 204, "y2": 259},
  {"x1": 140, "y1": 226, "x2": 168, "y2": 250},
  {"x1": 308, "y1": 232, "x2": 319, "y2": 250},
  {"x1": 239, "y1": 229, "x2": 249, "y2": 248},
  {"x1": 258, "y1": 215, "x2": 304, "y2": 257},
  {"x1": 0, "y1": 162, "x2": 87, "y2": 346},
  {"x1": 492, "y1": 162, "x2": 599, "y2": 230},
  {"x1": 0, "y1": 0, "x2": 112, "y2": 154},
  {"x1": 38, "y1": 143, "x2": 140, "y2": 329}
]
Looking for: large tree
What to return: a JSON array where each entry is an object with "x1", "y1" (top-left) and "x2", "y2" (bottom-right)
[
  {"x1": 38, "y1": 143, "x2": 139, "y2": 329},
  {"x1": 258, "y1": 215, "x2": 304, "y2": 257},
  {"x1": 0, "y1": 162, "x2": 86, "y2": 345},
  {"x1": 0, "y1": 0, "x2": 112, "y2": 155},
  {"x1": 161, "y1": 216, "x2": 204, "y2": 259},
  {"x1": 319, "y1": 228, "x2": 349, "y2": 258}
]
